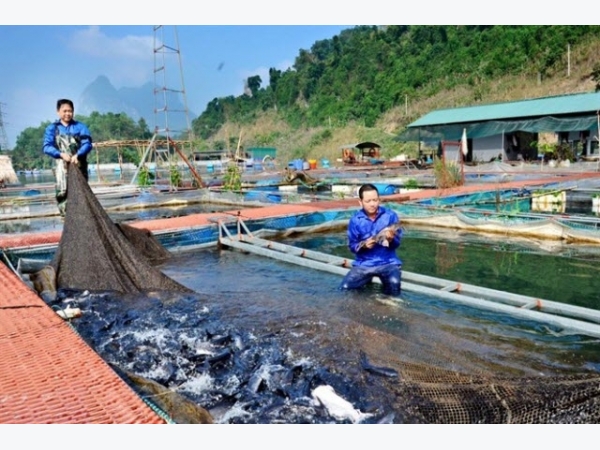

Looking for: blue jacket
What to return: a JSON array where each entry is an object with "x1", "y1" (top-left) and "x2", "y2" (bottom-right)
[
  {"x1": 42, "y1": 120, "x2": 93, "y2": 159},
  {"x1": 347, "y1": 206, "x2": 402, "y2": 268}
]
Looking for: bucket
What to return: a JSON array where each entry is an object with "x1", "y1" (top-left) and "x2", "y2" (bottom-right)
[
  {"x1": 308, "y1": 159, "x2": 317, "y2": 170},
  {"x1": 287, "y1": 162, "x2": 296, "y2": 170},
  {"x1": 321, "y1": 159, "x2": 330, "y2": 169},
  {"x1": 207, "y1": 163, "x2": 214, "y2": 173},
  {"x1": 266, "y1": 193, "x2": 282, "y2": 203},
  {"x1": 294, "y1": 159, "x2": 304, "y2": 171},
  {"x1": 303, "y1": 161, "x2": 310, "y2": 170}
]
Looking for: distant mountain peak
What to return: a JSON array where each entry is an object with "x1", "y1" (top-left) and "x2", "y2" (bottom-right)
[{"x1": 78, "y1": 76, "x2": 196, "y2": 132}]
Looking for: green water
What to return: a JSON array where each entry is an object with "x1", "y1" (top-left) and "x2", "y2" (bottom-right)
[
  {"x1": 402, "y1": 234, "x2": 600, "y2": 309},
  {"x1": 284, "y1": 226, "x2": 600, "y2": 310}
]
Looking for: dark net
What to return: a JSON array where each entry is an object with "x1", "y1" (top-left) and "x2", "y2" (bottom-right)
[
  {"x1": 49, "y1": 163, "x2": 192, "y2": 294},
  {"x1": 395, "y1": 362, "x2": 600, "y2": 423}
]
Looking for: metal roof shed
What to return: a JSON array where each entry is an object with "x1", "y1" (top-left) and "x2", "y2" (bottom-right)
[{"x1": 400, "y1": 91, "x2": 600, "y2": 142}]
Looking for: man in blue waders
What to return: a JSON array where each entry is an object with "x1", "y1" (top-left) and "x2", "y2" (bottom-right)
[
  {"x1": 340, "y1": 183, "x2": 403, "y2": 295},
  {"x1": 42, "y1": 99, "x2": 93, "y2": 216}
]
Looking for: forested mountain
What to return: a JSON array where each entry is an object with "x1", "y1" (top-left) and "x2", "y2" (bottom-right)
[
  {"x1": 191, "y1": 25, "x2": 600, "y2": 141},
  {"x1": 6, "y1": 25, "x2": 600, "y2": 171}
]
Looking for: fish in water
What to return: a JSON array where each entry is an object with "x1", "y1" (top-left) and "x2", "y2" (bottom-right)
[
  {"x1": 359, "y1": 351, "x2": 399, "y2": 378},
  {"x1": 356, "y1": 221, "x2": 402, "y2": 251}
]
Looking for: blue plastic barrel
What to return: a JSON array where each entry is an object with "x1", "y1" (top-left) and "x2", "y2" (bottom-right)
[
  {"x1": 383, "y1": 185, "x2": 398, "y2": 195},
  {"x1": 266, "y1": 193, "x2": 282, "y2": 203},
  {"x1": 321, "y1": 159, "x2": 330, "y2": 169},
  {"x1": 294, "y1": 159, "x2": 304, "y2": 171},
  {"x1": 372, "y1": 184, "x2": 397, "y2": 195},
  {"x1": 207, "y1": 163, "x2": 214, "y2": 173}
]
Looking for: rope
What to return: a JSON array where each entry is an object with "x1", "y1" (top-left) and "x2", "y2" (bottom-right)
[{"x1": 139, "y1": 398, "x2": 176, "y2": 424}]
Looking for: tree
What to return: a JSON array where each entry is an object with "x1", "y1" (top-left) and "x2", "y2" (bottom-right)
[
  {"x1": 246, "y1": 75, "x2": 262, "y2": 97},
  {"x1": 268, "y1": 68, "x2": 282, "y2": 91},
  {"x1": 10, "y1": 112, "x2": 156, "y2": 169},
  {"x1": 11, "y1": 123, "x2": 51, "y2": 170}
]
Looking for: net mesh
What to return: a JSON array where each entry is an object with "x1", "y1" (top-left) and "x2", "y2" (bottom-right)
[
  {"x1": 48, "y1": 163, "x2": 192, "y2": 294},
  {"x1": 396, "y1": 363, "x2": 600, "y2": 423}
]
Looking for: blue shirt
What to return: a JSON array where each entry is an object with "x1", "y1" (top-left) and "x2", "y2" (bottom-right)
[
  {"x1": 347, "y1": 205, "x2": 402, "y2": 268},
  {"x1": 42, "y1": 120, "x2": 93, "y2": 159}
]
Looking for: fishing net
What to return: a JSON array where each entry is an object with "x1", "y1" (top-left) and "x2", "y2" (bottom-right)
[
  {"x1": 45, "y1": 163, "x2": 192, "y2": 294},
  {"x1": 393, "y1": 362, "x2": 600, "y2": 423}
]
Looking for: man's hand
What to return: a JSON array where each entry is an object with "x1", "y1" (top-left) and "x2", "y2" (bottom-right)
[
  {"x1": 364, "y1": 237, "x2": 377, "y2": 249},
  {"x1": 384, "y1": 228, "x2": 397, "y2": 240},
  {"x1": 60, "y1": 152, "x2": 72, "y2": 163},
  {"x1": 71, "y1": 154, "x2": 79, "y2": 166}
]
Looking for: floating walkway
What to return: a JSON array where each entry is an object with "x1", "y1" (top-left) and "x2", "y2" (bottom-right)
[
  {"x1": 218, "y1": 217, "x2": 600, "y2": 339},
  {"x1": 0, "y1": 261, "x2": 166, "y2": 424}
]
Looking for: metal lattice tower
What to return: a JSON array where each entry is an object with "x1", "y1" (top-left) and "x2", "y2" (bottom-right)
[
  {"x1": 152, "y1": 26, "x2": 194, "y2": 164},
  {"x1": 0, "y1": 102, "x2": 10, "y2": 151},
  {"x1": 134, "y1": 26, "x2": 203, "y2": 189}
]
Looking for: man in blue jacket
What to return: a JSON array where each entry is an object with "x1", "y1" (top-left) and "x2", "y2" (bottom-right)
[
  {"x1": 42, "y1": 99, "x2": 93, "y2": 215},
  {"x1": 340, "y1": 183, "x2": 402, "y2": 295}
]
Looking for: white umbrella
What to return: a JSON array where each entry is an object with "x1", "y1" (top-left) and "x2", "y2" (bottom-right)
[{"x1": 461, "y1": 128, "x2": 468, "y2": 156}]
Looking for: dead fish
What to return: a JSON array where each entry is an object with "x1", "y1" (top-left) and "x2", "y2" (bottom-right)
[
  {"x1": 311, "y1": 385, "x2": 373, "y2": 423},
  {"x1": 356, "y1": 221, "x2": 402, "y2": 251},
  {"x1": 246, "y1": 364, "x2": 270, "y2": 394},
  {"x1": 359, "y1": 351, "x2": 399, "y2": 378}
]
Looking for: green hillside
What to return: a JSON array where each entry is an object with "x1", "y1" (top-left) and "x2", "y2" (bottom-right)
[{"x1": 192, "y1": 25, "x2": 600, "y2": 166}]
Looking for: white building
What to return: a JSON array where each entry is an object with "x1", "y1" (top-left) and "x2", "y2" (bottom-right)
[{"x1": 401, "y1": 91, "x2": 600, "y2": 163}]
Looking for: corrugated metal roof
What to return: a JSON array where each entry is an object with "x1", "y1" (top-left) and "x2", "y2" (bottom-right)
[{"x1": 408, "y1": 91, "x2": 600, "y2": 128}]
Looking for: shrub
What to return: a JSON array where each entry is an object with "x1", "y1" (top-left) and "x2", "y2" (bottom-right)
[
  {"x1": 404, "y1": 178, "x2": 419, "y2": 190},
  {"x1": 432, "y1": 157, "x2": 463, "y2": 188},
  {"x1": 137, "y1": 166, "x2": 154, "y2": 187},
  {"x1": 223, "y1": 163, "x2": 242, "y2": 191}
]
